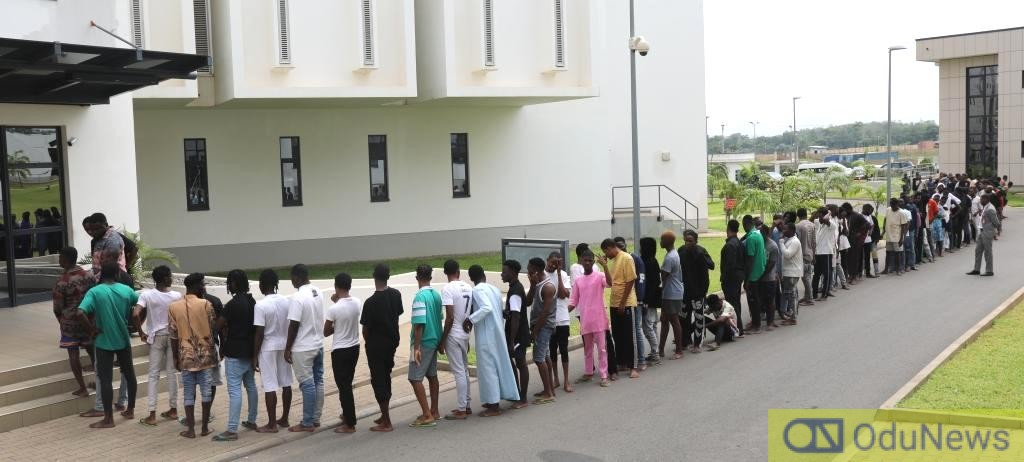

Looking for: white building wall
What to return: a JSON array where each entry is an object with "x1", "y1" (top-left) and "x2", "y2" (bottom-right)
[
  {"x1": 0, "y1": 0, "x2": 141, "y2": 254},
  {"x1": 133, "y1": 0, "x2": 708, "y2": 271}
]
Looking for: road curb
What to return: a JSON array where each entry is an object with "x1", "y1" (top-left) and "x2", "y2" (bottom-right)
[
  {"x1": 879, "y1": 283, "x2": 1024, "y2": 410},
  {"x1": 875, "y1": 408, "x2": 1024, "y2": 429}
]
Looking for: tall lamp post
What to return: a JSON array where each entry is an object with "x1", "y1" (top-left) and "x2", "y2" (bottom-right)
[
  {"x1": 720, "y1": 123, "x2": 726, "y2": 155},
  {"x1": 748, "y1": 121, "x2": 759, "y2": 154},
  {"x1": 705, "y1": 115, "x2": 711, "y2": 172},
  {"x1": 792, "y1": 96, "x2": 801, "y2": 166},
  {"x1": 886, "y1": 45, "x2": 906, "y2": 201},
  {"x1": 627, "y1": 0, "x2": 650, "y2": 245}
]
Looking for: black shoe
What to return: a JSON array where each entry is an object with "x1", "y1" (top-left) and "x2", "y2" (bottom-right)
[
  {"x1": 966, "y1": 270, "x2": 981, "y2": 275},
  {"x1": 981, "y1": 272, "x2": 994, "y2": 277}
]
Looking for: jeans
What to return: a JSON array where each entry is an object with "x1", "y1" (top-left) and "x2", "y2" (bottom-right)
[
  {"x1": 225, "y1": 357, "x2": 258, "y2": 433},
  {"x1": 182, "y1": 369, "x2": 212, "y2": 406},
  {"x1": 800, "y1": 261, "x2": 814, "y2": 300},
  {"x1": 782, "y1": 276, "x2": 799, "y2": 320},
  {"x1": 146, "y1": 333, "x2": 178, "y2": 412},
  {"x1": 632, "y1": 306, "x2": 646, "y2": 366},
  {"x1": 832, "y1": 261, "x2": 847, "y2": 289},
  {"x1": 95, "y1": 347, "x2": 136, "y2": 414},
  {"x1": 812, "y1": 255, "x2": 832, "y2": 299},
  {"x1": 640, "y1": 304, "x2": 659, "y2": 358},
  {"x1": 903, "y1": 231, "x2": 916, "y2": 268},
  {"x1": 445, "y1": 336, "x2": 471, "y2": 411},
  {"x1": 291, "y1": 348, "x2": 324, "y2": 428},
  {"x1": 331, "y1": 345, "x2": 360, "y2": 427},
  {"x1": 581, "y1": 331, "x2": 608, "y2": 379}
]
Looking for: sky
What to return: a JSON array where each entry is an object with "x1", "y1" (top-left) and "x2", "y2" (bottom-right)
[{"x1": 703, "y1": 0, "x2": 1024, "y2": 137}]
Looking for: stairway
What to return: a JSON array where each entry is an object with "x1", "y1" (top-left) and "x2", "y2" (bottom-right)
[{"x1": 0, "y1": 342, "x2": 153, "y2": 432}]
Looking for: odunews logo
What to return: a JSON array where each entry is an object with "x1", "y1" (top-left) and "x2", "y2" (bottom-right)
[{"x1": 768, "y1": 410, "x2": 1020, "y2": 461}]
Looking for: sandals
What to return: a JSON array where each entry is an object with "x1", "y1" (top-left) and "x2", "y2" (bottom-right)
[
  {"x1": 574, "y1": 375, "x2": 593, "y2": 384},
  {"x1": 532, "y1": 396, "x2": 556, "y2": 405},
  {"x1": 409, "y1": 418, "x2": 437, "y2": 428},
  {"x1": 212, "y1": 432, "x2": 238, "y2": 442},
  {"x1": 138, "y1": 418, "x2": 157, "y2": 427},
  {"x1": 599, "y1": 378, "x2": 611, "y2": 387}
]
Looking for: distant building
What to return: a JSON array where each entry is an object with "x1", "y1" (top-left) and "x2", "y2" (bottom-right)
[
  {"x1": 709, "y1": 153, "x2": 756, "y2": 181},
  {"x1": 917, "y1": 27, "x2": 1024, "y2": 181}
]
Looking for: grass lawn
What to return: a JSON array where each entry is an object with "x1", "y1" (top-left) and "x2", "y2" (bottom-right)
[
  {"x1": 1007, "y1": 192, "x2": 1024, "y2": 208},
  {"x1": 9, "y1": 181, "x2": 60, "y2": 219},
  {"x1": 897, "y1": 301, "x2": 1024, "y2": 418},
  {"x1": 227, "y1": 237, "x2": 726, "y2": 296}
]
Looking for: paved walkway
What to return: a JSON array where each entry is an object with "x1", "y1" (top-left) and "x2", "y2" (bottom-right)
[{"x1": 248, "y1": 209, "x2": 1024, "y2": 461}]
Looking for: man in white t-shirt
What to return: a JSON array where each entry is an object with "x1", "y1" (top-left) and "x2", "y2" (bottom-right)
[
  {"x1": 253, "y1": 270, "x2": 293, "y2": 433},
  {"x1": 438, "y1": 260, "x2": 474, "y2": 420},
  {"x1": 284, "y1": 264, "x2": 324, "y2": 432},
  {"x1": 324, "y1": 273, "x2": 362, "y2": 433},
  {"x1": 882, "y1": 198, "x2": 909, "y2": 275},
  {"x1": 546, "y1": 252, "x2": 573, "y2": 394},
  {"x1": 132, "y1": 265, "x2": 182, "y2": 426}
]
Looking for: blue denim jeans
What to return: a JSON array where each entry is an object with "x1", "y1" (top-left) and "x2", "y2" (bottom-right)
[
  {"x1": 182, "y1": 369, "x2": 212, "y2": 406},
  {"x1": 632, "y1": 306, "x2": 646, "y2": 365},
  {"x1": 904, "y1": 230, "x2": 916, "y2": 268},
  {"x1": 291, "y1": 348, "x2": 324, "y2": 428},
  {"x1": 225, "y1": 357, "x2": 258, "y2": 433}
]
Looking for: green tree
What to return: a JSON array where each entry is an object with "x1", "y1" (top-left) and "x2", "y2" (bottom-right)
[
  {"x1": 7, "y1": 150, "x2": 30, "y2": 187},
  {"x1": 735, "y1": 188, "x2": 779, "y2": 220}
]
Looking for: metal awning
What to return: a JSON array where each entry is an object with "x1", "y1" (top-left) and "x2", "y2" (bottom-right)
[{"x1": 0, "y1": 37, "x2": 209, "y2": 105}]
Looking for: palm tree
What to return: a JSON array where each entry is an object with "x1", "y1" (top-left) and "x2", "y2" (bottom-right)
[
  {"x1": 851, "y1": 184, "x2": 889, "y2": 212},
  {"x1": 7, "y1": 150, "x2": 30, "y2": 187},
  {"x1": 715, "y1": 179, "x2": 744, "y2": 222},
  {"x1": 121, "y1": 230, "x2": 179, "y2": 287},
  {"x1": 735, "y1": 188, "x2": 779, "y2": 221},
  {"x1": 707, "y1": 163, "x2": 728, "y2": 196},
  {"x1": 851, "y1": 159, "x2": 878, "y2": 179}
]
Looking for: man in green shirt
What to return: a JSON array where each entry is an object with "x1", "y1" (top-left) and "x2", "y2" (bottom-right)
[
  {"x1": 742, "y1": 215, "x2": 767, "y2": 334},
  {"x1": 408, "y1": 265, "x2": 443, "y2": 428},
  {"x1": 75, "y1": 262, "x2": 139, "y2": 428}
]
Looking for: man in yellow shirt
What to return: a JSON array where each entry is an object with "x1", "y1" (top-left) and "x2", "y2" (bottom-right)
[{"x1": 600, "y1": 238, "x2": 640, "y2": 379}]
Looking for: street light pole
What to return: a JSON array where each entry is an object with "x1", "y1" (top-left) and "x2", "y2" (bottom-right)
[
  {"x1": 748, "y1": 121, "x2": 759, "y2": 154},
  {"x1": 705, "y1": 115, "x2": 710, "y2": 172},
  {"x1": 628, "y1": 0, "x2": 641, "y2": 245},
  {"x1": 886, "y1": 45, "x2": 906, "y2": 201},
  {"x1": 792, "y1": 96, "x2": 801, "y2": 166},
  {"x1": 720, "y1": 123, "x2": 726, "y2": 155}
]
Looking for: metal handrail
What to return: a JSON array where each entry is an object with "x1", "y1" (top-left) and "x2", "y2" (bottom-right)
[{"x1": 610, "y1": 184, "x2": 700, "y2": 231}]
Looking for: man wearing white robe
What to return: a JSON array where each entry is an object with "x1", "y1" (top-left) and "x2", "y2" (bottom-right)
[{"x1": 463, "y1": 265, "x2": 520, "y2": 417}]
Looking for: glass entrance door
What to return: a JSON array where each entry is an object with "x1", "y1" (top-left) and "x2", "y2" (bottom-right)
[{"x1": 1, "y1": 127, "x2": 68, "y2": 307}]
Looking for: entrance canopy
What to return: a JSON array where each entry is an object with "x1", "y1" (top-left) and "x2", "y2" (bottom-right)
[{"x1": 0, "y1": 37, "x2": 208, "y2": 105}]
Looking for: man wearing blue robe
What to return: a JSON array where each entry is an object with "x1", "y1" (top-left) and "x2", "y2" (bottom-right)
[{"x1": 463, "y1": 265, "x2": 520, "y2": 416}]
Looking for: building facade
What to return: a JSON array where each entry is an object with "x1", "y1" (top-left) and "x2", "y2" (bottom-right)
[
  {"x1": 3, "y1": 0, "x2": 709, "y2": 278},
  {"x1": 917, "y1": 27, "x2": 1024, "y2": 181}
]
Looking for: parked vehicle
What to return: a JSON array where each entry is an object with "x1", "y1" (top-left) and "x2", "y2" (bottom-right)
[
  {"x1": 877, "y1": 160, "x2": 915, "y2": 175},
  {"x1": 797, "y1": 162, "x2": 852, "y2": 175}
]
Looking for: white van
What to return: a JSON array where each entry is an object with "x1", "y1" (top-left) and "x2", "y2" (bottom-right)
[{"x1": 797, "y1": 162, "x2": 851, "y2": 175}]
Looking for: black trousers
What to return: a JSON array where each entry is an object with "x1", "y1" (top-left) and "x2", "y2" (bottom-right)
[
  {"x1": 812, "y1": 255, "x2": 832, "y2": 298},
  {"x1": 605, "y1": 330, "x2": 617, "y2": 376},
  {"x1": 366, "y1": 347, "x2": 396, "y2": 404},
  {"x1": 745, "y1": 281, "x2": 760, "y2": 329},
  {"x1": 758, "y1": 280, "x2": 777, "y2": 325},
  {"x1": 549, "y1": 325, "x2": 570, "y2": 362},
  {"x1": 331, "y1": 345, "x2": 360, "y2": 427},
  {"x1": 722, "y1": 278, "x2": 744, "y2": 335},
  {"x1": 863, "y1": 242, "x2": 875, "y2": 276},
  {"x1": 609, "y1": 308, "x2": 637, "y2": 369},
  {"x1": 95, "y1": 347, "x2": 136, "y2": 413}
]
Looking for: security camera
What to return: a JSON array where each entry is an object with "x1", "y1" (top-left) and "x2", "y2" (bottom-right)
[
  {"x1": 629, "y1": 36, "x2": 650, "y2": 56},
  {"x1": 67, "y1": 137, "x2": 79, "y2": 146}
]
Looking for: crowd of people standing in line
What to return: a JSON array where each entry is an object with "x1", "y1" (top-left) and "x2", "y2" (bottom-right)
[{"x1": 47, "y1": 171, "x2": 1009, "y2": 441}]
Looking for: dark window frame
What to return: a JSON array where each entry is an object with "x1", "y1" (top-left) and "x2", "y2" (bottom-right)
[
  {"x1": 279, "y1": 136, "x2": 303, "y2": 207},
  {"x1": 184, "y1": 138, "x2": 210, "y2": 211},
  {"x1": 450, "y1": 133, "x2": 470, "y2": 198},
  {"x1": 965, "y1": 65, "x2": 998, "y2": 179},
  {"x1": 368, "y1": 134, "x2": 389, "y2": 203}
]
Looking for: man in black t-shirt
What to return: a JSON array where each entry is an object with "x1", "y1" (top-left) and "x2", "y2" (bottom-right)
[
  {"x1": 501, "y1": 260, "x2": 530, "y2": 409},
  {"x1": 360, "y1": 264, "x2": 403, "y2": 432},
  {"x1": 213, "y1": 270, "x2": 258, "y2": 441}
]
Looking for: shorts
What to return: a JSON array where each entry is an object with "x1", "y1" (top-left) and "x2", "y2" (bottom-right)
[
  {"x1": 532, "y1": 325, "x2": 554, "y2": 363},
  {"x1": 662, "y1": 299, "x2": 684, "y2": 317},
  {"x1": 59, "y1": 335, "x2": 87, "y2": 350},
  {"x1": 259, "y1": 349, "x2": 293, "y2": 392},
  {"x1": 208, "y1": 360, "x2": 223, "y2": 387},
  {"x1": 408, "y1": 344, "x2": 438, "y2": 382},
  {"x1": 182, "y1": 369, "x2": 213, "y2": 406},
  {"x1": 549, "y1": 325, "x2": 570, "y2": 362}
]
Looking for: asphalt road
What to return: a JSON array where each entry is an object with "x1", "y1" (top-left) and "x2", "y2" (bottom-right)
[{"x1": 249, "y1": 209, "x2": 1024, "y2": 461}]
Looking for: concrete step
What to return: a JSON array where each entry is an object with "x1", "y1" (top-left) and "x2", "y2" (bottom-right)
[
  {"x1": 0, "y1": 357, "x2": 152, "y2": 407},
  {"x1": 0, "y1": 342, "x2": 150, "y2": 388}
]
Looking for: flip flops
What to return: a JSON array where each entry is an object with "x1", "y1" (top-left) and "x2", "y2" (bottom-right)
[
  {"x1": 138, "y1": 418, "x2": 157, "y2": 427},
  {"x1": 212, "y1": 432, "x2": 238, "y2": 442},
  {"x1": 409, "y1": 418, "x2": 437, "y2": 428},
  {"x1": 532, "y1": 396, "x2": 556, "y2": 405}
]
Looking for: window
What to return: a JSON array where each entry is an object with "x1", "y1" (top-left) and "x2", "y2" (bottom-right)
[
  {"x1": 276, "y1": 0, "x2": 292, "y2": 65},
  {"x1": 451, "y1": 133, "x2": 470, "y2": 198},
  {"x1": 368, "y1": 135, "x2": 389, "y2": 202},
  {"x1": 184, "y1": 139, "x2": 209, "y2": 211},
  {"x1": 130, "y1": 0, "x2": 145, "y2": 48},
  {"x1": 360, "y1": 0, "x2": 376, "y2": 67},
  {"x1": 966, "y1": 65, "x2": 998, "y2": 179},
  {"x1": 553, "y1": 0, "x2": 566, "y2": 68},
  {"x1": 193, "y1": 0, "x2": 212, "y2": 73},
  {"x1": 280, "y1": 137, "x2": 302, "y2": 206},
  {"x1": 482, "y1": 0, "x2": 495, "y2": 67}
]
